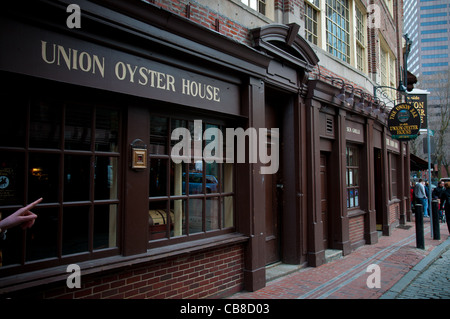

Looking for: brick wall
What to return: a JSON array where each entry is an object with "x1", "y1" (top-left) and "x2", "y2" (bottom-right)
[
  {"x1": 10, "y1": 244, "x2": 244, "y2": 299},
  {"x1": 143, "y1": 0, "x2": 253, "y2": 45},
  {"x1": 349, "y1": 214, "x2": 365, "y2": 247},
  {"x1": 389, "y1": 202, "x2": 400, "y2": 225}
]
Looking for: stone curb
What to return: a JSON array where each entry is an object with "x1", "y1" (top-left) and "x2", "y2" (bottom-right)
[{"x1": 380, "y1": 236, "x2": 450, "y2": 299}]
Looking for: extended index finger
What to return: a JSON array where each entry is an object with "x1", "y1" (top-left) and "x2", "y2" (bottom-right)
[{"x1": 23, "y1": 197, "x2": 43, "y2": 211}]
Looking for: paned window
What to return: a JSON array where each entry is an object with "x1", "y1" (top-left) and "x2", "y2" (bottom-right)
[
  {"x1": 346, "y1": 145, "x2": 360, "y2": 209},
  {"x1": 355, "y1": 4, "x2": 365, "y2": 72},
  {"x1": 241, "y1": 0, "x2": 266, "y2": 15},
  {"x1": 326, "y1": 0, "x2": 350, "y2": 63},
  {"x1": 0, "y1": 94, "x2": 120, "y2": 270},
  {"x1": 305, "y1": 1, "x2": 320, "y2": 45},
  {"x1": 390, "y1": 154, "x2": 398, "y2": 199},
  {"x1": 148, "y1": 116, "x2": 234, "y2": 243}
]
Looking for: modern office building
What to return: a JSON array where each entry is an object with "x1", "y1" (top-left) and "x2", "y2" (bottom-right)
[{"x1": 403, "y1": 0, "x2": 449, "y2": 171}]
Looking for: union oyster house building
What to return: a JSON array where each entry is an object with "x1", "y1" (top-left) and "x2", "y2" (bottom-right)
[{"x1": 0, "y1": 0, "x2": 411, "y2": 298}]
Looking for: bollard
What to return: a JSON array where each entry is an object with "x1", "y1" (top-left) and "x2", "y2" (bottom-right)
[
  {"x1": 415, "y1": 204, "x2": 425, "y2": 249},
  {"x1": 432, "y1": 199, "x2": 440, "y2": 240}
]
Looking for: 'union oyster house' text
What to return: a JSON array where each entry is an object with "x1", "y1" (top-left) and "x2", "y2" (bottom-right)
[{"x1": 41, "y1": 41, "x2": 221, "y2": 102}]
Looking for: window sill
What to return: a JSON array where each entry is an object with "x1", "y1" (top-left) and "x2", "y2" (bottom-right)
[
  {"x1": 347, "y1": 208, "x2": 367, "y2": 218},
  {"x1": 0, "y1": 233, "x2": 249, "y2": 295}
]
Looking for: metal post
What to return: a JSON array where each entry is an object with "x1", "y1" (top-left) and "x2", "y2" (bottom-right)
[
  {"x1": 427, "y1": 123, "x2": 433, "y2": 238},
  {"x1": 415, "y1": 204, "x2": 425, "y2": 249},
  {"x1": 432, "y1": 199, "x2": 440, "y2": 240}
]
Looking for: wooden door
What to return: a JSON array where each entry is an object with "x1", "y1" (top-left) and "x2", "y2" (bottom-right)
[
  {"x1": 320, "y1": 153, "x2": 329, "y2": 249},
  {"x1": 264, "y1": 95, "x2": 282, "y2": 265}
]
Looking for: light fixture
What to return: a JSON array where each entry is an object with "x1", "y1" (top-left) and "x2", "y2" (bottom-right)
[
  {"x1": 325, "y1": 76, "x2": 347, "y2": 102},
  {"x1": 354, "y1": 89, "x2": 366, "y2": 109},
  {"x1": 344, "y1": 85, "x2": 355, "y2": 106}
]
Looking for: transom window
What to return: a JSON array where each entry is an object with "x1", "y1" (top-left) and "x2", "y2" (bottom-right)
[
  {"x1": 0, "y1": 93, "x2": 120, "y2": 271},
  {"x1": 148, "y1": 116, "x2": 234, "y2": 244}
]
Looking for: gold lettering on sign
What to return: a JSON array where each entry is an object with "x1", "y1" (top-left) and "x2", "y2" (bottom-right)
[
  {"x1": 40, "y1": 40, "x2": 222, "y2": 103},
  {"x1": 41, "y1": 41, "x2": 105, "y2": 77}
]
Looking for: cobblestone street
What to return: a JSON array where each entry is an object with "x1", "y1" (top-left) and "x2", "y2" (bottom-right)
[
  {"x1": 395, "y1": 248, "x2": 450, "y2": 299},
  {"x1": 229, "y1": 219, "x2": 450, "y2": 299}
]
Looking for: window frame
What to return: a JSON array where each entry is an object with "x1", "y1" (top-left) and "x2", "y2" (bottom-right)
[
  {"x1": 0, "y1": 81, "x2": 122, "y2": 276},
  {"x1": 325, "y1": 0, "x2": 351, "y2": 63},
  {"x1": 305, "y1": 0, "x2": 320, "y2": 46},
  {"x1": 354, "y1": 2, "x2": 366, "y2": 73},
  {"x1": 346, "y1": 145, "x2": 360, "y2": 210},
  {"x1": 147, "y1": 113, "x2": 236, "y2": 249}
]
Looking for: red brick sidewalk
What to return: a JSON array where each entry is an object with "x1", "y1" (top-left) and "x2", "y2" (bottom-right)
[{"x1": 229, "y1": 218, "x2": 449, "y2": 299}]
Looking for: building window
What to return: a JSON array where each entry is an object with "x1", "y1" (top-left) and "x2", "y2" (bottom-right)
[
  {"x1": 305, "y1": 0, "x2": 320, "y2": 45},
  {"x1": 241, "y1": 0, "x2": 266, "y2": 15},
  {"x1": 148, "y1": 116, "x2": 234, "y2": 243},
  {"x1": 346, "y1": 145, "x2": 360, "y2": 209},
  {"x1": 355, "y1": 4, "x2": 366, "y2": 72},
  {"x1": 379, "y1": 39, "x2": 397, "y2": 101},
  {"x1": 390, "y1": 154, "x2": 398, "y2": 199},
  {"x1": 0, "y1": 94, "x2": 120, "y2": 269},
  {"x1": 326, "y1": 0, "x2": 350, "y2": 63}
]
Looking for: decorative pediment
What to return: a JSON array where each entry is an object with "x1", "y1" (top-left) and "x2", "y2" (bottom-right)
[{"x1": 251, "y1": 23, "x2": 319, "y2": 72}]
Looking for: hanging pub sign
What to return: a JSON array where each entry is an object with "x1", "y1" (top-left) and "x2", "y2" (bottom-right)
[
  {"x1": 406, "y1": 92, "x2": 428, "y2": 130},
  {"x1": 387, "y1": 103, "x2": 421, "y2": 141}
]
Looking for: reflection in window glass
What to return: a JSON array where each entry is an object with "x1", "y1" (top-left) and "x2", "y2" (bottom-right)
[
  {"x1": 149, "y1": 115, "x2": 234, "y2": 242},
  {"x1": 223, "y1": 196, "x2": 234, "y2": 228},
  {"x1": 206, "y1": 197, "x2": 219, "y2": 231},
  {"x1": 205, "y1": 162, "x2": 219, "y2": 194},
  {"x1": 171, "y1": 199, "x2": 186, "y2": 237},
  {"x1": 189, "y1": 198, "x2": 203, "y2": 234},
  {"x1": 148, "y1": 201, "x2": 169, "y2": 240},
  {"x1": 29, "y1": 153, "x2": 60, "y2": 203}
]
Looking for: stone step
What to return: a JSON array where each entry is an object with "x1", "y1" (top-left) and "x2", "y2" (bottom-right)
[{"x1": 325, "y1": 249, "x2": 343, "y2": 263}]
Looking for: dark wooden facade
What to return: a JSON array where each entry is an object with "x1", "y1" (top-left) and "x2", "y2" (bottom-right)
[{"x1": 0, "y1": 0, "x2": 411, "y2": 297}]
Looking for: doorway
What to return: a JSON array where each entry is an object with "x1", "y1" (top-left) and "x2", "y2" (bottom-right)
[
  {"x1": 264, "y1": 90, "x2": 284, "y2": 265},
  {"x1": 320, "y1": 153, "x2": 330, "y2": 249},
  {"x1": 374, "y1": 148, "x2": 383, "y2": 231}
]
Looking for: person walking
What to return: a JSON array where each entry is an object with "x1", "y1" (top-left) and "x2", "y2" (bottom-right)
[
  {"x1": 414, "y1": 179, "x2": 428, "y2": 217},
  {"x1": 440, "y1": 182, "x2": 450, "y2": 234},
  {"x1": 433, "y1": 181, "x2": 446, "y2": 221}
]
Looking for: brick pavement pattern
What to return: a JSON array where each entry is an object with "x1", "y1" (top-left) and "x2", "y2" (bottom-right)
[
  {"x1": 395, "y1": 248, "x2": 450, "y2": 299},
  {"x1": 229, "y1": 219, "x2": 449, "y2": 299}
]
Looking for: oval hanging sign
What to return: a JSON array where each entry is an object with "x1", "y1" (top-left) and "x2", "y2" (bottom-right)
[{"x1": 387, "y1": 103, "x2": 421, "y2": 141}]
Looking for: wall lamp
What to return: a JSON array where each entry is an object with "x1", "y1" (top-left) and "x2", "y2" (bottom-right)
[
  {"x1": 354, "y1": 89, "x2": 369, "y2": 109},
  {"x1": 324, "y1": 76, "x2": 355, "y2": 106}
]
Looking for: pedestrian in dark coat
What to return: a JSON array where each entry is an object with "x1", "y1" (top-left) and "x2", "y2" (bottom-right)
[{"x1": 440, "y1": 182, "x2": 450, "y2": 234}]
